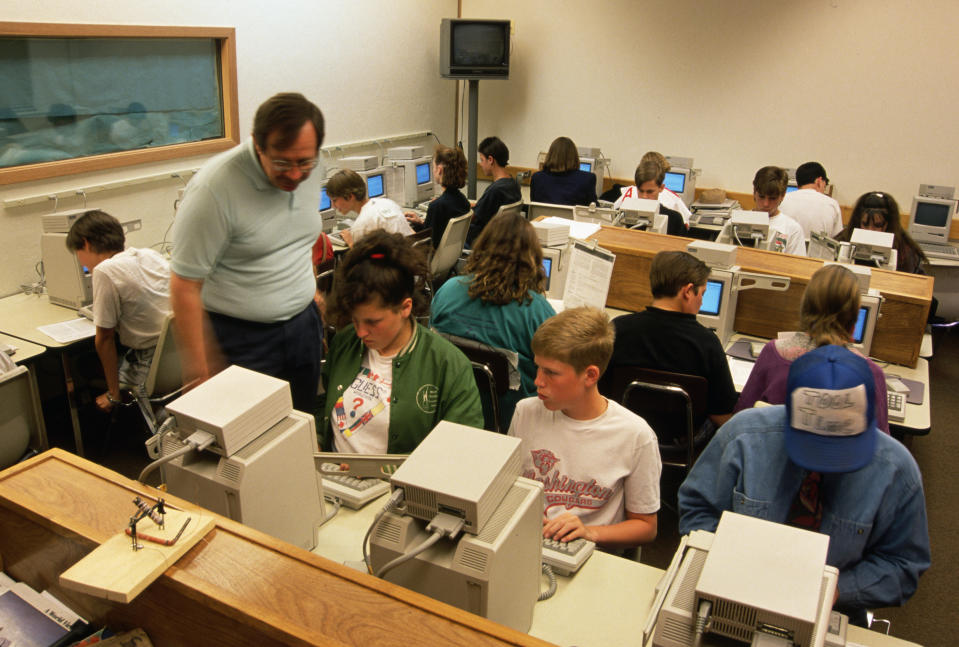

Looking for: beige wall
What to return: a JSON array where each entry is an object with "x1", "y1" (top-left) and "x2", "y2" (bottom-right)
[
  {"x1": 0, "y1": 0, "x2": 457, "y2": 296},
  {"x1": 462, "y1": 0, "x2": 959, "y2": 209}
]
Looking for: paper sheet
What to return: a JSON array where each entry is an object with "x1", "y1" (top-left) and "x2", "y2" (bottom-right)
[{"x1": 37, "y1": 318, "x2": 95, "y2": 344}]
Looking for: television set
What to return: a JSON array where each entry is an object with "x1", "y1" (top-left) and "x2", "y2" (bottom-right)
[
  {"x1": 909, "y1": 195, "x2": 957, "y2": 245},
  {"x1": 440, "y1": 19, "x2": 511, "y2": 80}
]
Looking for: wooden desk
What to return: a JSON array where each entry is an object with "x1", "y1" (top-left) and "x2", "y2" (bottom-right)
[
  {"x1": 0, "y1": 293, "x2": 95, "y2": 455},
  {"x1": 589, "y1": 226, "x2": 933, "y2": 367},
  {"x1": 0, "y1": 450, "x2": 551, "y2": 646}
]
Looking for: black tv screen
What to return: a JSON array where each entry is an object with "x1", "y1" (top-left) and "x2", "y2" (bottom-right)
[{"x1": 441, "y1": 19, "x2": 510, "y2": 79}]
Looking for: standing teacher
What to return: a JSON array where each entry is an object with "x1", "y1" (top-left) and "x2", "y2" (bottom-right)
[{"x1": 170, "y1": 93, "x2": 325, "y2": 411}]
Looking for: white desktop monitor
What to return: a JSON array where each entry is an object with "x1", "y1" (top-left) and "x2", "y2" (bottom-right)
[
  {"x1": 389, "y1": 157, "x2": 435, "y2": 207},
  {"x1": 851, "y1": 294, "x2": 880, "y2": 357},
  {"x1": 361, "y1": 169, "x2": 387, "y2": 199},
  {"x1": 41, "y1": 232, "x2": 93, "y2": 308},
  {"x1": 663, "y1": 166, "x2": 696, "y2": 205},
  {"x1": 850, "y1": 228, "x2": 895, "y2": 268},
  {"x1": 527, "y1": 201, "x2": 575, "y2": 221},
  {"x1": 542, "y1": 245, "x2": 568, "y2": 299},
  {"x1": 909, "y1": 195, "x2": 956, "y2": 244},
  {"x1": 696, "y1": 269, "x2": 736, "y2": 344},
  {"x1": 318, "y1": 184, "x2": 337, "y2": 232}
]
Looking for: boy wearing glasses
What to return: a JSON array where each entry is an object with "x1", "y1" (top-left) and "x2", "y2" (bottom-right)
[{"x1": 170, "y1": 92, "x2": 326, "y2": 411}]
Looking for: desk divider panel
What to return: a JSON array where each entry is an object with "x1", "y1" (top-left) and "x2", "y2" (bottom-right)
[{"x1": 590, "y1": 226, "x2": 932, "y2": 367}]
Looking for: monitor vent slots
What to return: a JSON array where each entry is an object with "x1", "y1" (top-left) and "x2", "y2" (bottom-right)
[
  {"x1": 375, "y1": 516, "x2": 404, "y2": 544},
  {"x1": 217, "y1": 461, "x2": 242, "y2": 484},
  {"x1": 477, "y1": 486, "x2": 525, "y2": 542},
  {"x1": 459, "y1": 547, "x2": 489, "y2": 573}
]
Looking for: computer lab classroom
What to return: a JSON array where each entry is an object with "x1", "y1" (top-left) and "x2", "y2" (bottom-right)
[{"x1": 0, "y1": 2, "x2": 957, "y2": 646}]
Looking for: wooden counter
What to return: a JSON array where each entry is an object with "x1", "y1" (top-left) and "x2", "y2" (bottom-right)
[
  {"x1": 590, "y1": 226, "x2": 933, "y2": 367},
  {"x1": 0, "y1": 450, "x2": 553, "y2": 646}
]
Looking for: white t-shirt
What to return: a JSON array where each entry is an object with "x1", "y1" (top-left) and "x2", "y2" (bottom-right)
[
  {"x1": 508, "y1": 397, "x2": 661, "y2": 528},
  {"x1": 332, "y1": 349, "x2": 394, "y2": 454},
  {"x1": 780, "y1": 189, "x2": 844, "y2": 240},
  {"x1": 350, "y1": 197, "x2": 413, "y2": 242},
  {"x1": 92, "y1": 247, "x2": 171, "y2": 349},
  {"x1": 613, "y1": 186, "x2": 691, "y2": 224},
  {"x1": 768, "y1": 212, "x2": 807, "y2": 256}
]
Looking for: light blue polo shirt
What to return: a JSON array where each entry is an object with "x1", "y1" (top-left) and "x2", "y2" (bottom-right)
[{"x1": 171, "y1": 139, "x2": 323, "y2": 323}]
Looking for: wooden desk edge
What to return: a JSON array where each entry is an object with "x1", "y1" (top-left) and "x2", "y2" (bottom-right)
[{"x1": 0, "y1": 449, "x2": 554, "y2": 647}]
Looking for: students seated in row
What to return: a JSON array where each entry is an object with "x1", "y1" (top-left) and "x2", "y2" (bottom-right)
[
  {"x1": 734, "y1": 264, "x2": 890, "y2": 433},
  {"x1": 679, "y1": 345, "x2": 929, "y2": 625},
  {"x1": 66, "y1": 210, "x2": 171, "y2": 412},
  {"x1": 836, "y1": 191, "x2": 927, "y2": 274},
  {"x1": 405, "y1": 145, "x2": 470, "y2": 249},
  {"x1": 612, "y1": 151, "x2": 692, "y2": 225},
  {"x1": 529, "y1": 136, "x2": 597, "y2": 207},
  {"x1": 619, "y1": 161, "x2": 686, "y2": 236},
  {"x1": 602, "y1": 251, "x2": 737, "y2": 428},
  {"x1": 509, "y1": 307, "x2": 661, "y2": 551},
  {"x1": 431, "y1": 213, "x2": 556, "y2": 430},
  {"x1": 326, "y1": 169, "x2": 411, "y2": 248},
  {"x1": 468, "y1": 136, "x2": 521, "y2": 245},
  {"x1": 318, "y1": 230, "x2": 482, "y2": 453},
  {"x1": 753, "y1": 166, "x2": 806, "y2": 256},
  {"x1": 780, "y1": 161, "x2": 843, "y2": 240}
]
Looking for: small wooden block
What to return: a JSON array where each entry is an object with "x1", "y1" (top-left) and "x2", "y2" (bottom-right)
[{"x1": 59, "y1": 508, "x2": 215, "y2": 603}]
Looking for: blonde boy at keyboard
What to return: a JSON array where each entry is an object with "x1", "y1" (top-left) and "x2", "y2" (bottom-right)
[{"x1": 508, "y1": 307, "x2": 662, "y2": 551}]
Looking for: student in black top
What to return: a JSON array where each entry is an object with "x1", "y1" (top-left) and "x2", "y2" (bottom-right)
[
  {"x1": 529, "y1": 136, "x2": 598, "y2": 206},
  {"x1": 627, "y1": 161, "x2": 686, "y2": 236},
  {"x1": 601, "y1": 250, "x2": 737, "y2": 428},
  {"x1": 406, "y1": 145, "x2": 470, "y2": 249},
  {"x1": 468, "y1": 136, "x2": 521, "y2": 245}
]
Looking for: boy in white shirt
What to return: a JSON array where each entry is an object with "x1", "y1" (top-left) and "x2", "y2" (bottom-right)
[
  {"x1": 66, "y1": 210, "x2": 171, "y2": 412},
  {"x1": 326, "y1": 168, "x2": 412, "y2": 247},
  {"x1": 508, "y1": 307, "x2": 661, "y2": 551},
  {"x1": 780, "y1": 161, "x2": 843, "y2": 240},
  {"x1": 753, "y1": 166, "x2": 807, "y2": 256}
]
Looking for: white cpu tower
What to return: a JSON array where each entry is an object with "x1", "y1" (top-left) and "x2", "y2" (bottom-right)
[
  {"x1": 161, "y1": 407, "x2": 326, "y2": 551},
  {"x1": 41, "y1": 232, "x2": 92, "y2": 308}
]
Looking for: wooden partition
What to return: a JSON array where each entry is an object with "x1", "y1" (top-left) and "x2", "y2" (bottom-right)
[
  {"x1": 0, "y1": 450, "x2": 552, "y2": 647},
  {"x1": 590, "y1": 226, "x2": 933, "y2": 367}
]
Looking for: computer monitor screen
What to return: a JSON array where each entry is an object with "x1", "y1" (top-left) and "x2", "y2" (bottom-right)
[
  {"x1": 416, "y1": 162, "x2": 431, "y2": 185},
  {"x1": 367, "y1": 173, "x2": 385, "y2": 198},
  {"x1": 451, "y1": 22, "x2": 509, "y2": 68},
  {"x1": 914, "y1": 200, "x2": 951, "y2": 227},
  {"x1": 786, "y1": 185, "x2": 799, "y2": 194},
  {"x1": 664, "y1": 171, "x2": 686, "y2": 194},
  {"x1": 699, "y1": 280, "x2": 723, "y2": 317},
  {"x1": 542, "y1": 256, "x2": 552, "y2": 287},
  {"x1": 319, "y1": 187, "x2": 331, "y2": 211},
  {"x1": 580, "y1": 161, "x2": 592, "y2": 173},
  {"x1": 852, "y1": 306, "x2": 868, "y2": 344}
]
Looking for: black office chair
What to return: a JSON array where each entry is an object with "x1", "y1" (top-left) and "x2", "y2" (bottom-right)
[
  {"x1": 442, "y1": 336, "x2": 512, "y2": 433},
  {"x1": 602, "y1": 366, "x2": 709, "y2": 509}
]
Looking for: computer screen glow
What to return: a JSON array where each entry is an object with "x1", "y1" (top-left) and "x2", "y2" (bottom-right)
[
  {"x1": 416, "y1": 162, "x2": 431, "y2": 185},
  {"x1": 786, "y1": 185, "x2": 799, "y2": 194},
  {"x1": 852, "y1": 306, "x2": 868, "y2": 344},
  {"x1": 664, "y1": 171, "x2": 686, "y2": 194},
  {"x1": 699, "y1": 280, "x2": 723, "y2": 316},
  {"x1": 580, "y1": 162, "x2": 592, "y2": 173},
  {"x1": 367, "y1": 173, "x2": 385, "y2": 198},
  {"x1": 319, "y1": 187, "x2": 331, "y2": 211}
]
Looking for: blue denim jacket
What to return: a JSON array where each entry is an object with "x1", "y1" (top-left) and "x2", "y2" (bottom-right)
[{"x1": 678, "y1": 406, "x2": 930, "y2": 610}]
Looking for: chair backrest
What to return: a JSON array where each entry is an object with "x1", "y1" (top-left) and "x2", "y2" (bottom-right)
[
  {"x1": 145, "y1": 313, "x2": 181, "y2": 398},
  {"x1": 0, "y1": 366, "x2": 43, "y2": 469},
  {"x1": 602, "y1": 365, "x2": 708, "y2": 470},
  {"x1": 449, "y1": 339, "x2": 512, "y2": 433},
  {"x1": 430, "y1": 211, "x2": 472, "y2": 280},
  {"x1": 495, "y1": 199, "x2": 524, "y2": 219}
]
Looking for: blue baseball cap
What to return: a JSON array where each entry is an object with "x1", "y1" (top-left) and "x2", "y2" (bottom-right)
[{"x1": 785, "y1": 345, "x2": 877, "y2": 473}]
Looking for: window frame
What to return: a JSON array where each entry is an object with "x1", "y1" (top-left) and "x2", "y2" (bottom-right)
[{"x1": 0, "y1": 22, "x2": 239, "y2": 185}]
